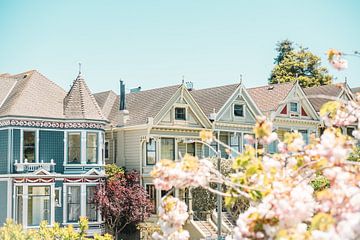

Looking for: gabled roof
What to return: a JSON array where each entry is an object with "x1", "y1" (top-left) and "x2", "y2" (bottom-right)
[
  {"x1": 247, "y1": 82, "x2": 295, "y2": 113},
  {"x1": 190, "y1": 84, "x2": 240, "y2": 117},
  {"x1": 0, "y1": 70, "x2": 67, "y2": 118},
  {"x1": 303, "y1": 83, "x2": 345, "y2": 112},
  {"x1": 64, "y1": 75, "x2": 106, "y2": 121},
  {"x1": 94, "y1": 85, "x2": 181, "y2": 126}
]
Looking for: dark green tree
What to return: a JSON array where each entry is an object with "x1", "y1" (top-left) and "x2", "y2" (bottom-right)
[{"x1": 269, "y1": 40, "x2": 333, "y2": 88}]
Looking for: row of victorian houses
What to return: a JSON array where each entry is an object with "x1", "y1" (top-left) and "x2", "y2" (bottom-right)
[{"x1": 0, "y1": 69, "x2": 358, "y2": 236}]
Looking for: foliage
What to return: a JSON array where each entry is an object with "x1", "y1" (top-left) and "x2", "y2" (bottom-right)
[
  {"x1": 269, "y1": 40, "x2": 332, "y2": 87},
  {"x1": 0, "y1": 217, "x2": 112, "y2": 240},
  {"x1": 348, "y1": 146, "x2": 360, "y2": 162},
  {"x1": 310, "y1": 174, "x2": 330, "y2": 191},
  {"x1": 94, "y1": 170, "x2": 153, "y2": 239},
  {"x1": 273, "y1": 39, "x2": 294, "y2": 65},
  {"x1": 105, "y1": 163, "x2": 125, "y2": 180}
]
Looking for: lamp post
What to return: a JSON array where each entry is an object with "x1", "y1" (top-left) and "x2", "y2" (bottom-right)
[
  {"x1": 216, "y1": 150, "x2": 223, "y2": 240},
  {"x1": 183, "y1": 139, "x2": 223, "y2": 239}
]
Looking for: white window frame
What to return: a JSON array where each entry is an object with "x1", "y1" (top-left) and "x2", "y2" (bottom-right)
[
  {"x1": 62, "y1": 183, "x2": 102, "y2": 225},
  {"x1": 233, "y1": 102, "x2": 246, "y2": 119},
  {"x1": 64, "y1": 130, "x2": 104, "y2": 166},
  {"x1": 289, "y1": 102, "x2": 299, "y2": 113},
  {"x1": 173, "y1": 104, "x2": 188, "y2": 124},
  {"x1": 13, "y1": 183, "x2": 55, "y2": 228},
  {"x1": 55, "y1": 187, "x2": 62, "y2": 207},
  {"x1": 20, "y1": 129, "x2": 39, "y2": 163}
]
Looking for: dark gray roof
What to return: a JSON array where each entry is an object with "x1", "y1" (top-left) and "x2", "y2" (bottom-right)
[
  {"x1": 303, "y1": 83, "x2": 344, "y2": 112},
  {"x1": 94, "y1": 85, "x2": 181, "y2": 126},
  {"x1": 247, "y1": 82, "x2": 295, "y2": 113},
  {"x1": 190, "y1": 84, "x2": 240, "y2": 117}
]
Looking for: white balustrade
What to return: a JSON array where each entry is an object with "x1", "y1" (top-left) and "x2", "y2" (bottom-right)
[{"x1": 14, "y1": 159, "x2": 56, "y2": 172}]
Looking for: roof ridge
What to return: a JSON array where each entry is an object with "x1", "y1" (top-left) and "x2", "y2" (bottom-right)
[
  {"x1": 191, "y1": 83, "x2": 240, "y2": 92},
  {"x1": 126, "y1": 84, "x2": 181, "y2": 95},
  {"x1": 248, "y1": 81, "x2": 295, "y2": 90},
  {"x1": 2, "y1": 71, "x2": 35, "y2": 114}
]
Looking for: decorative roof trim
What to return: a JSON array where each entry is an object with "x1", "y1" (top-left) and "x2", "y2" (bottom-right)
[{"x1": 0, "y1": 119, "x2": 105, "y2": 130}]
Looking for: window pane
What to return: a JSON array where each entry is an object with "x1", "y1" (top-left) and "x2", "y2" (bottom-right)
[
  {"x1": 347, "y1": 127, "x2": 354, "y2": 137},
  {"x1": 15, "y1": 186, "x2": 23, "y2": 224},
  {"x1": 27, "y1": 186, "x2": 51, "y2": 226},
  {"x1": 87, "y1": 186, "x2": 98, "y2": 222},
  {"x1": 68, "y1": 133, "x2": 81, "y2": 164},
  {"x1": 234, "y1": 104, "x2": 244, "y2": 117},
  {"x1": 187, "y1": 143, "x2": 195, "y2": 156},
  {"x1": 23, "y1": 131, "x2": 36, "y2": 162},
  {"x1": 87, "y1": 133, "x2": 98, "y2": 164},
  {"x1": 67, "y1": 186, "x2": 81, "y2": 222},
  {"x1": 105, "y1": 142, "x2": 109, "y2": 159},
  {"x1": 161, "y1": 138, "x2": 175, "y2": 160},
  {"x1": 290, "y1": 102, "x2": 298, "y2": 112},
  {"x1": 298, "y1": 130, "x2": 308, "y2": 144},
  {"x1": 175, "y1": 108, "x2": 186, "y2": 120},
  {"x1": 147, "y1": 139, "x2": 156, "y2": 165}
]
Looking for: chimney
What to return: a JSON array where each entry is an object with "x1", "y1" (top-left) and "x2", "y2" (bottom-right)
[{"x1": 119, "y1": 80, "x2": 126, "y2": 110}]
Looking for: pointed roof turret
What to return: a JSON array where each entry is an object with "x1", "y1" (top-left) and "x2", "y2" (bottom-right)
[{"x1": 64, "y1": 72, "x2": 106, "y2": 121}]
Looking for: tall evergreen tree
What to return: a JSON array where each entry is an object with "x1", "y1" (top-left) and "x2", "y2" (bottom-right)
[{"x1": 269, "y1": 40, "x2": 332, "y2": 88}]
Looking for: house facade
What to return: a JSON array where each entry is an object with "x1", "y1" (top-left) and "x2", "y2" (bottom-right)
[
  {"x1": 0, "y1": 70, "x2": 107, "y2": 235},
  {"x1": 94, "y1": 83, "x2": 213, "y2": 214}
]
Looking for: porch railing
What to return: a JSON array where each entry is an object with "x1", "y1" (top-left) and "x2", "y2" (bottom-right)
[{"x1": 14, "y1": 159, "x2": 56, "y2": 173}]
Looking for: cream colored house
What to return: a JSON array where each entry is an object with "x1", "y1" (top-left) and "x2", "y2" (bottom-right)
[{"x1": 94, "y1": 83, "x2": 213, "y2": 214}]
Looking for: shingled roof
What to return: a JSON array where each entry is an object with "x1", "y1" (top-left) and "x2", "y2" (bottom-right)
[
  {"x1": 0, "y1": 70, "x2": 67, "y2": 118},
  {"x1": 190, "y1": 84, "x2": 240, "y2": 117},
  {"x1": 94, "y1": 85, "x2": 181, "y2": 126},
  {"x1": 64, "y1": 74, "x2": 106, "y2": 121},
  {"x1": 303, "y1": 83, "x2": 344, "y2": 112},
  {"x1": 0, "y1": 70, "x2": 107, "y2": 122},
  {"x1": 247, "y1": 82, "x2": 295, "y2": 113}
]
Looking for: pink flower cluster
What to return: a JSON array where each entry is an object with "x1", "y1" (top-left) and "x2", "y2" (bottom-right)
[
  {"x1": 151, "y1": 156, "x2": 214, "y2": 190},
  {"x1": 152, "y1": 196, "x2": 190, "y2": 240},
  {"x1": 227, "y1": 182, "x2": 316, "y2": 239},
  {"x1": 312, "y1": 167, "x2": 360, "y2": 239}
]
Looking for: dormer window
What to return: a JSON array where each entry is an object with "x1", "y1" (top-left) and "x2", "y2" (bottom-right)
[
  {"x1": 290, "y1": 102, "x2": 298, "y2": 113},
  {"x1": 234, "y1": 104, "x2": 244, "y2": 117},
  {"x1": 175, "y1": 107, "x2": 186, "y2": 120}
]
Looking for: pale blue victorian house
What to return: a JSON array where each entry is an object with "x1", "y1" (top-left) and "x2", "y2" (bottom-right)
[{"x1": 0, "y1": 70, "x2": 107, "y2": 235}]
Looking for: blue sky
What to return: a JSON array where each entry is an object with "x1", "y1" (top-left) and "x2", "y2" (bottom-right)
[{"x1": 0, "y1": 1, "x2": 359, "y2": 93}]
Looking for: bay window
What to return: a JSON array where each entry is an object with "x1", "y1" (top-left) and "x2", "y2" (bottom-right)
[
  {"x1": 15, "y1": 185, "x2": 52, "y2": 227},
  {"x1": 68, "y1": 133, "x2": 81, "y2": 164},
  {"x1": 87, "y1": 133, "x2": 98, "y2": 164},
  {"x1": 27, "y1": 186, "x2": 51, "y2": 226},
  {"x1": 15, "y1": 186, "x2": 23, "y2": 224},
  {"x1": 23, "y1": 131, "x2": 36, "y2": 162},
  {"x1": 86, "y1": 186, "x2": 98, "y2": 221},
  {"x1": 67, "y1": 186, "x2": 81, "y2": 222},
  {"x1": 161, "y1": 138, "x2": 175, "y2": 160}
]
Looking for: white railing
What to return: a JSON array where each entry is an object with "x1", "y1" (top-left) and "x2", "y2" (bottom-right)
[{"x1": 14, "y1": 159, "x2": 56, "y2": 172}]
